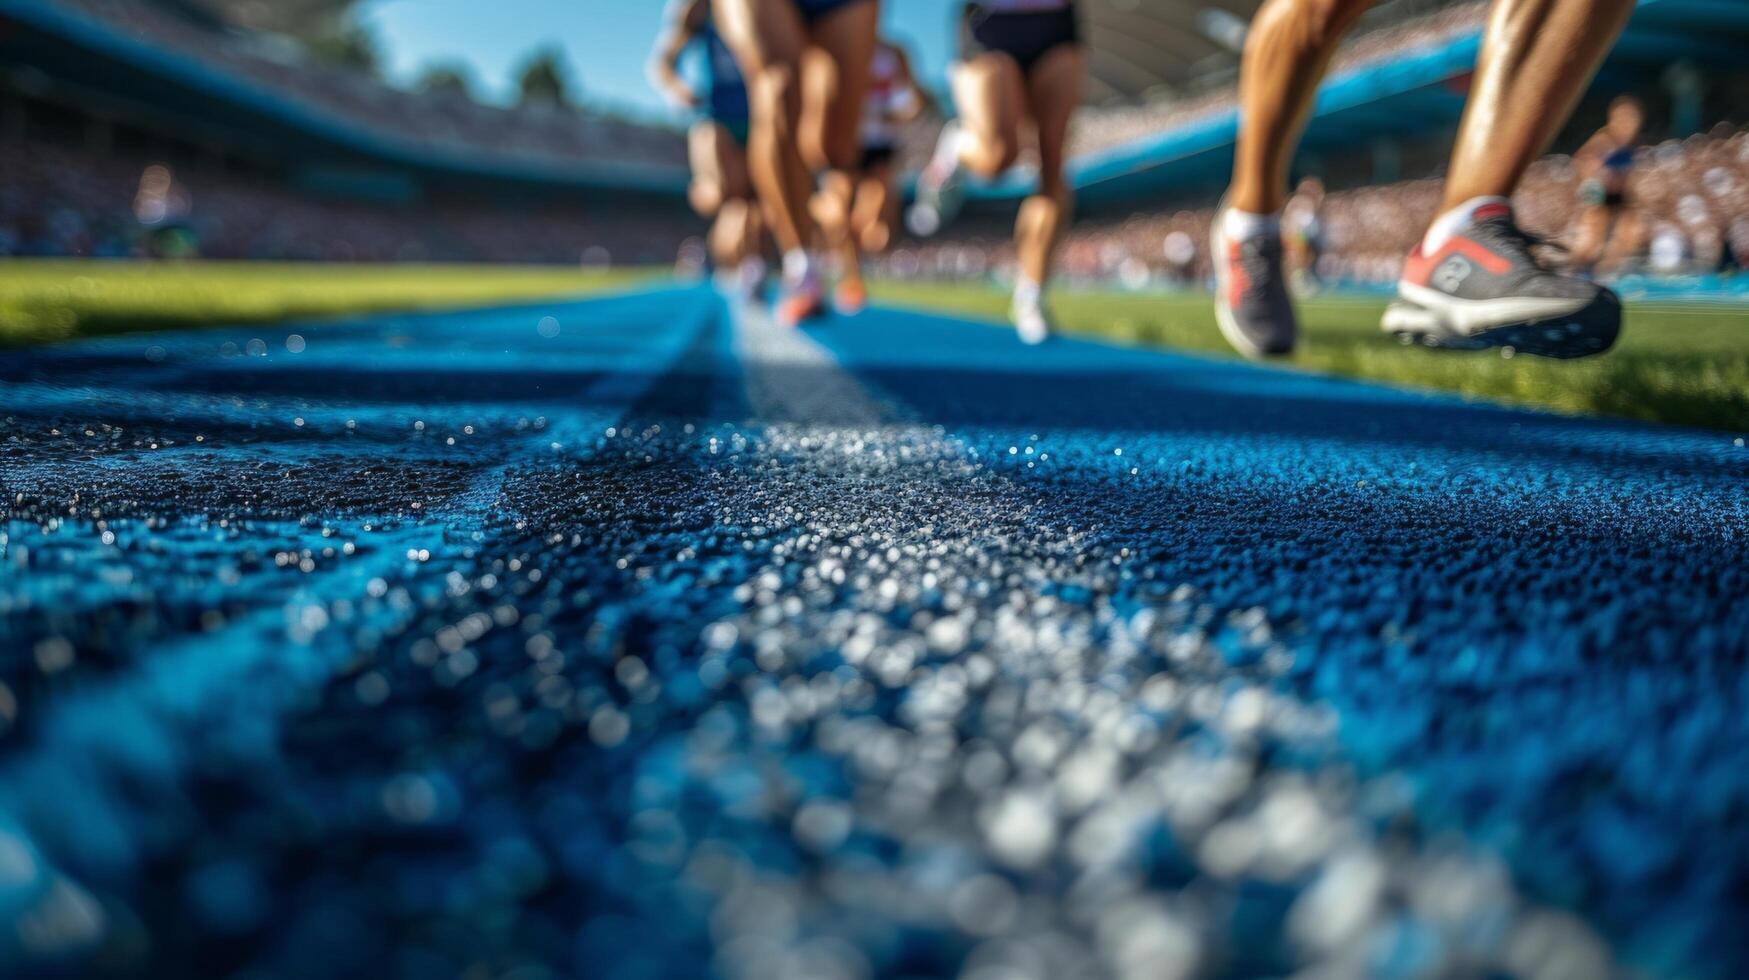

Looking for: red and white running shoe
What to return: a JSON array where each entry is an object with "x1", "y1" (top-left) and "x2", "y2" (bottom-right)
[
  {"x1": 1211, "y1": 202, "x2": 1297, "y2": 359},
  {"x1": 1383, "y1": 204, "x2": 1621, "y2": 359}
]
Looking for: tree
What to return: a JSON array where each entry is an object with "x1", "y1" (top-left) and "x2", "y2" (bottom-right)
[
  {"x1": 515, "y1": 47, "x2": 575, "y2": 109},
  {"x1": 416, "y1": 62, "x2": 476, "y2": 101},
  {"x1": 303, "y1": 21, "x2": 382, "y2": 76}
]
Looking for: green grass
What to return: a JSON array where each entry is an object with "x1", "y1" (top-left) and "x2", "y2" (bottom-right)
[
  {"x1": 873, "y1": 281, "x2": 1749, "y2": 432},
  {"x1": 4, "y1": 262, "x2": 1742, "y2": 431},
  {"x1": 0, "y1": 260, "x2": 658, "y2": 346}
]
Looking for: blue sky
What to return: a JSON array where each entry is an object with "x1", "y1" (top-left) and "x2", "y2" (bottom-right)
[{"x1": 358, "y1": 0, "x2": 957, "y2": 122}]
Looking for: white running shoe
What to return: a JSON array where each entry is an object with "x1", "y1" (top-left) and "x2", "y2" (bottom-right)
[{"x1": 1012, "y1": 295, "x2": 1052, "y2": 346}]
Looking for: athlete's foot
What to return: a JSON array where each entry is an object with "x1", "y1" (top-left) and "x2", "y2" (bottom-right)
[
  {"x1": 775, "y1": 252, "x2": 827, "y2": 328},
  {"x1": 1384, "y1": 206, "x2": 1621, "y2": 359},
  {"x1": 1012, "y1": 295, "x2": 1052, "y2": 346},
  {"x1": 777, "y1": 279, "x2": 826, "y2": 328},
  {"x1": 1211, "y1": 204, "x2": 1297, "y2": 359},
  {"x1": 835, "y1": 279, "x2": 867, "y2": 316}
]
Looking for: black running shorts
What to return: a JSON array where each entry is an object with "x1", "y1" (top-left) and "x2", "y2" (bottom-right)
[
  {"x1": 860, "y1": 144, "x2": 897, "y2": 170},
  {"x1": 959, "y1": 3, "x2": 1081, "y2": 74},
  {"x1": 796, "y1": 0, "x2": 872, "y2": 24}
]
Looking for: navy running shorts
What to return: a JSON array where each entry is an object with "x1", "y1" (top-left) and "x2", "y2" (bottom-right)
[
  {"x1": 796, "y1": 0, "x2": 873, "y2": 23},
  {"x1": 959, "y1": 2, "x2": 1081, "y2": 74}
]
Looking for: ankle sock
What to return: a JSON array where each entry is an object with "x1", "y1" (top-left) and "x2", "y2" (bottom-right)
[
  {"x1": 1222, "y1": 207, "x2": 1280, "y2": 242},
  {"x1": 1422, "y1": 196, "x2": 1511, "y2": 254}
]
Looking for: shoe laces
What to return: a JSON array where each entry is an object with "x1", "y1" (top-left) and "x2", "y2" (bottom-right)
[{"x1": 1471, "y1": 216, "x2": 1568, "y2": 269}]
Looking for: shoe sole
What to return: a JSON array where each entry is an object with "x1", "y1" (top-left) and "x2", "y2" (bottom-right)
[
  {"x1": 1384, "y1": 290, "x2": 1622, "y2": 359},
  {"x1": 1013, "y1": 316, "x2": 1050, "y2": 346},
  {"x1": 1395, "y1": 282, "x2": 1597, "y2": 336}
]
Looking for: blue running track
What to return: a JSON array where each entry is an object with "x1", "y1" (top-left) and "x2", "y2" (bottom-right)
[{"x1": 1, "y1": 286, "x2": 1745, "y2": 979}]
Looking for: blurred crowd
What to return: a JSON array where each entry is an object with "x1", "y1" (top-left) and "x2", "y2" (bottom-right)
[
  {"x1": 13, "y1": 119, "x2": 1742, "y2": 281},
  {"x1": 53, "y1": 0, "x2": 684, "y2": 171},
  {"x1": 0, "y1": 140, "x2": 693, "y2": 265},
  {"x1": 14, "y1": 0, "x2": 1745, "y2": 287},
  {"x1": 878, "y1": 123, "x2": 1749, "y2": 290}
]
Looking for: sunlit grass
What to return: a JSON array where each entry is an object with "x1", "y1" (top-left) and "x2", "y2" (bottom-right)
[
  {"x1": 873, "y1": 281, "x2": 1749, "y2": 432},
  {"x1": 4, "y1": 262, "x2": 1742, "y2": 431},
  {"x1": 0, "y1": 260, "x2": 658, "y2": 346}
]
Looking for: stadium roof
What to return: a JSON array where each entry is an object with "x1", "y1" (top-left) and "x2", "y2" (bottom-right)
[
  {"x1": 1075, "y1": 0, "x2": 1465, "y2": 104},
  {"x1": 1077, "y1": 0, "x2": 1260, "y2": 104},
  {"x1": 0, "y1": 0, "x2": 689, "y2": 196},
  {"x1": 178, "y1": 0, "x2": 357, "y2": 33}
]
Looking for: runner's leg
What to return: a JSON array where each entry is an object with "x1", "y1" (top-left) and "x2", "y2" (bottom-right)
[
  {"x1": 1229, "y1": 0, "x2": 1375, "y2": 216},
  {"x1": 852, "y1": 161, "x2": 894, "y2": 255},
  {"x1": 687, "y1": 120, "x2": 734, "y2": 218},
  {"x1": 950, "y1": 53, "x2": 1025, "y2": 180},
  {"x1": 1015, "y1": 43, "x2": 1082, "y2": 290},
  {"x1": 715, "y1": 0, "x2": 814, "y2": 255},
  {"x1": 802, "y1": 0, "x2": 879, "y2": 308},
  {"x1": 1439, "y1": 0, "x2": 1637, "y2": 210}
]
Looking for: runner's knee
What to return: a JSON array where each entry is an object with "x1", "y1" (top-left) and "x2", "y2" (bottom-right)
[
  {"x1": 752, "y1": 63, "x2": 800, "y2": 128},
  {"x1": 859, "y1": 220, "x2": 891, "y2": 254},
  {"x1": 964, "y1": 132, "x2": 1020, "y2": 179},
  {"x1": 690, "y1": 181, "x2": 725, "y2": 217},
  {"x1": 1037, "y1": 166, "x2": 1072, "y2": 203}
]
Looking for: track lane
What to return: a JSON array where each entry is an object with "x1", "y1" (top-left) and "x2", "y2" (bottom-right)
[{"x1": 0, "y1": 286, "x2": 1744, "y2": 978}]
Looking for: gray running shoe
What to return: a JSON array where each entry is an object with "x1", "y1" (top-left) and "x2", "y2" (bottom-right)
[
  {"x1": 1211, "y1": 205, "x2": 1297, "y2": 359},
  {"x1": 1383, "y1": 204, "x2": 1621, "y2": 359}
]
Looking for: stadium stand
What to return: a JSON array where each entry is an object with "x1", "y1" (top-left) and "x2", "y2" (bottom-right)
[
  {"x1": 1066, "y1": 0, "x2": 1490, "y2": 159},
  {"x1": 880, "y1": 124, "x2": 1749, "y2": 288},
  {"x1": 2, "y1": 0, "x2": 1742, "y2": 279},
  {"x1": 0, "y1": 137, "x2": 696, "y2": 263},
  {"x1": 8, "y1": 0, "x2": 685, "y2": 176},
  {"x1": 0, "y1": 0, "x2": 695, "y2": 263}
]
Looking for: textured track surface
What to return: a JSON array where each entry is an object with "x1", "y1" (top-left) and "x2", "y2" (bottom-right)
[{"x1": 0, "y1": 287, "x2": 1745, "y2": 979}]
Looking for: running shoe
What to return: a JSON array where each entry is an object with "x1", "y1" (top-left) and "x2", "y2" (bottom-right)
[
  {"x1": 1382, "y1": 205, "x2": 1621, "y2": 359},
  {"x1": 1211, "y1": 204, "x2": 1297, "y2": 359},
  {"x1": 1012, "y1": 294, "x2": 1052, "y2": 346},
  {"x1": 835, "y1": 278, "x2": 868, "y2": 316},
  {"x1": 776, "y1": 274, "x2": 826, "y2": 328}
]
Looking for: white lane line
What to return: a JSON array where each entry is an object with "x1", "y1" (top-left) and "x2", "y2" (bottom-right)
[{"x1": 705, "y1": 298, "x2": 1623, "y2": 980}]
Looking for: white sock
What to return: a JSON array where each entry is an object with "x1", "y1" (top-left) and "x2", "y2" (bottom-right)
[
  {"x1": 1013, "y1": 277, "x2": 1042, "y2": 309},
  {"x1": 1222, "y1": 208, "x2": 1280, "y2": 242},
  {"x1": 782, "y1": 249, "x2": 813, "y2": 284},
  {"x1": 1422, "y1": 196, "x2": 1511, "y2": 254}
]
